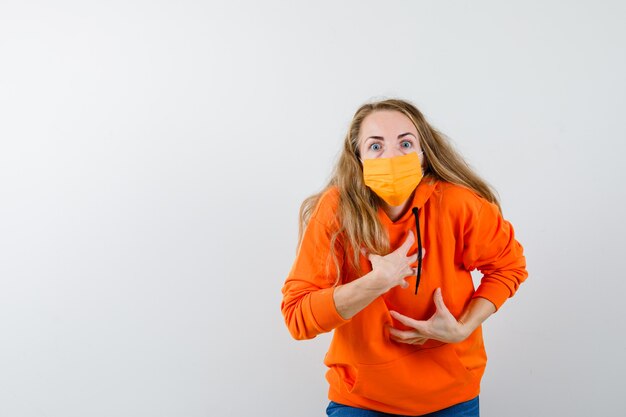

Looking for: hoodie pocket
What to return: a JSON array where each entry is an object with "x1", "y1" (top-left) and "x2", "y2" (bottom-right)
[{"x1": 346, "y1": 344, "x2": 475, "y2": 405}]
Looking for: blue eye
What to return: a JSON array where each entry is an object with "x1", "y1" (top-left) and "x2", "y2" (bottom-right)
[
  {"x1": 369, "y1": 143, "x2": 382, "y2": 151},
  {"x1": 401, "y1": 140, "x2": 413, "y2": 149}
]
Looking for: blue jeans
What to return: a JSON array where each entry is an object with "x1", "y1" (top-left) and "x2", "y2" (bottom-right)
[{"x1": 326, "y1": 396, "x2": 479, "y2": 417}]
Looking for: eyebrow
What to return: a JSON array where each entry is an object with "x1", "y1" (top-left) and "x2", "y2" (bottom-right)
[{"x1": 365, "y1": 132, "x2": 417, "y2": 141}]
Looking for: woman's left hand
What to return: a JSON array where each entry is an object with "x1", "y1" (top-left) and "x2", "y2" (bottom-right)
[{"x1": 388, "y1": 288, "x2": 469, "y2": 345}]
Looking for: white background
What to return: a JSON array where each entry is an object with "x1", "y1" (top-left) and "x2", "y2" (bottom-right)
[{"x1": 1, "y1": 1, "x2": 625, "y2": 416}]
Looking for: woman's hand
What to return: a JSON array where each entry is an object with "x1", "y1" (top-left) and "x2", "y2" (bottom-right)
[
  {"x1": 388, "y1": 288, "x2": 469, "y2": 345},
  {"x1": 333, "y1": 231, "x2": 419, "y2": 320},
  {"x1": 361, "y1": 231, "x2": 418, "y2": 294}
]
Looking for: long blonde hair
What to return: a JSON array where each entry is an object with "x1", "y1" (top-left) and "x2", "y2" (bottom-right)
[{"x1": 297, "y1": 98, "x2": 499, "y2": 283}]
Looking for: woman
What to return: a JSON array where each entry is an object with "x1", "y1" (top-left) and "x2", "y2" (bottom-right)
[{"x1": 281, "y1": 99, "x2": 527, "y2": 416}]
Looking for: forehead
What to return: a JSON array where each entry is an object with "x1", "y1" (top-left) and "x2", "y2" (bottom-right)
[{"x1": 360, "y1": 110, "x2": 417, "y2": 138}]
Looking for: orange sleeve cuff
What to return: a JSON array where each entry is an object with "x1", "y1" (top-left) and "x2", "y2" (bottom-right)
[
  {"x1": 309, "y1": 287, "x2": 350, "y2": 332},
  {"x1": 472, "y1": 282, "x2": 511, "y2": 311}
]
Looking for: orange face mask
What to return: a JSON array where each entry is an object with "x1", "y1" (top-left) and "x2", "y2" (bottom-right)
[{"x1": 362, "y1": 152, "x2": 423, "y2": 206}]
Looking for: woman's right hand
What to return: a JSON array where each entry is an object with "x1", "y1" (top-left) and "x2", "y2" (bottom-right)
[
  {"x1": 333, "y1": 231, "x2": 419, "y2": 320},
  {"x1": 362, "y1": 231, "x2": 418, "y2": 295}
]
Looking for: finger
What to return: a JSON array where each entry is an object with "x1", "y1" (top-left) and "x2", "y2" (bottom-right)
[
  {"x1": 367, "y1": 253, "x2": 379, "y2": 263},
  {"x1": 406, "y1": 248, "x2": 424, "y2": 265},
  {"x1": 389, "y1": 310, "x2": 425, "y2": 332},
  {"x1": 388, "y1": 327, "x2": 418, "y2": 341},
  {"x1": 397, "y1": 230, "x2": 415, "y2": 254},
  {"x1": 389, "y1": 334, "x2": 413, "y2": 344},
  {"x1": 403, "y1": 265, "x2": 414, "y2": 277},
  {"x1": 389, "y1": 333, "x2": 428, "y2": 345},
  {"x1": 399, "y1": 278, "x2": 409, "y2": 289},
  {"x1": 360, "y1": 247, "x2": 368, "y2": 257},
  {"x1": 433, "y1": 288, "x2": 450, "y2": 314}
]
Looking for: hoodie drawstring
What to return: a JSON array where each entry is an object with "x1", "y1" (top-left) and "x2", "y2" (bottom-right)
[{"x1": 411, "y1": 207, "x2": 423, "y2": 295}]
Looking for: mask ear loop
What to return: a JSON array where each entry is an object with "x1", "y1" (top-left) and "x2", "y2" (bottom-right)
[{"x1": 417, "y1": 150, "x2": 425, "y2": 177}]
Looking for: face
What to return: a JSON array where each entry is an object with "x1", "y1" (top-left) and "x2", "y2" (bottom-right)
[{"x1": 358, "y1": 110, "x2": 423, "y2": 161}]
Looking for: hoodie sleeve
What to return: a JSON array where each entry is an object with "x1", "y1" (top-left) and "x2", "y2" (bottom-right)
[
  {"x1": 281, "y1": 197, "x2": 350, "y2": 340},
  {"x1": 462, "y1": 199, "x2": 528, "y2": 311}
]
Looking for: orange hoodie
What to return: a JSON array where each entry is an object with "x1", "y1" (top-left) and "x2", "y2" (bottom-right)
[{"x1": 281, "y1": 179, "x2": 527, "y2": 415}]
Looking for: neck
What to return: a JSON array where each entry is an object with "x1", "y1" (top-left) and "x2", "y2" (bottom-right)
[{"x1": 381, "y1": 190, "x2": 416, "y2": 222}]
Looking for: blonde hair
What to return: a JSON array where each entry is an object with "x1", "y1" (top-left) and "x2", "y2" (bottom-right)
[{"x1": 298, "y1": 98, "x2": 499, "y2": 284}]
